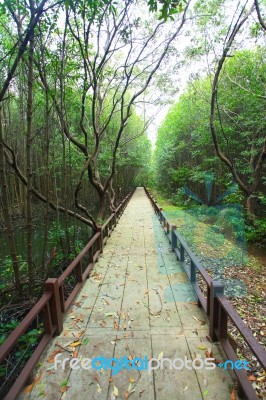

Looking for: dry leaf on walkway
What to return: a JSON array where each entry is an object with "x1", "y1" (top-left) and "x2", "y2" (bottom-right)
[
  {"x1": 114, "y1": 385, "x2": 119, "y2": 397},
  {"x1": 60, "y1": 386, "x2": 69, "y2": 394},
  {"x1": 97, "y1": 383, "x2": 102, "y2": 393},
  {"x1": 69, "y1": 341, "x2": 82, "y2": 347},
  {"x1": 158, "y1": 351, "x2": 164, "y2": 360},
  {"x1": 248, "y1": 375, "x2": 256, "y2": 381},
  {"x1": 129, "y1": 378, "x2": 136, "y2": 383},
  {"x1": 199, "y1": 319, "x2": 206, "y2": 326},
  {"x1": 230, "y1": 387, "x2": 236, "y2": 400},
  {"x1": 47, "y1": 349, "x2": 62, "y2": 363},
  {"x1": 72, "y1": 350, "x2": 78, "y2": 358},
  {"x1": 197, "y1": 345, "x2": 206, "y2": 350},
  {"x1": 75, "y1": 331, "x2": 84, "y2": 339},
  {"x1": 59, "y1": 379, "x2": 69, "y2": 393},
  {"x1": 23, "y1": 374, "x2": 42, "y2": 393}
]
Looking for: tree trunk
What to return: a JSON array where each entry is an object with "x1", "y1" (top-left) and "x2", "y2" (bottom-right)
[
  {"x1": 26, "y1": 32, "x2": 34, "y2": 290},
  {"x1": 0, "y1": 110, "x2": 23, "y2": 295}
]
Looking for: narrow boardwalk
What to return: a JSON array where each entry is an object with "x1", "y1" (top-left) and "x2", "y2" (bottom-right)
[{"x1": 20, "y1": 188, "x2": 235, "y2": 400}]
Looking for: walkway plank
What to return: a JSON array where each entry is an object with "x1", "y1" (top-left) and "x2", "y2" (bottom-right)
[{"x1": 19, "y1": 187, "x2": 236, "y2": 400}]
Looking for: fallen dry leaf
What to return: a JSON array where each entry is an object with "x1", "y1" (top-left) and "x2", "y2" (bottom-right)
[
  {"x1": 60, "y1": 386, "x2": 69, "y2": 394},
  {"x1": 97, "y1": 383, "x2": 101, "y2": 393},
  {"x1": 72, "y1": 350, "x2": 78, "y2": 358},
  {"x1": 23, "y1": 374, "x2": 42, "y2": 394},
  {"x1": 230, "y1": 387, "x2": 236, "y2": 400},
  {"x1": 69, "y1": 341, "x2": 82, "y2": 347},
  {"x1": 75, "y1": 331, "x2": 84, "y2": 339},
  {"x1": 114, "y1": 385, "x2": 119, "y2": 397},
  {"x1": 197, "y1": 345, "x2": 206, "y2": 351},
  {"x1": 47, "y1": 349, "x2": 62, "y2": 363}
]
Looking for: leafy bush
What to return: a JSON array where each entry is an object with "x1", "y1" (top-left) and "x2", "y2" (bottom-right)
[{"x1": 0, "y1": 321, "x2": 43, "y2": 378}]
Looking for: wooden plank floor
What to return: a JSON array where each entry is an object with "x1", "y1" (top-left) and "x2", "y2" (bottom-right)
[{"x1": 20, "y1": 187, "x2": 236, "y2": 400}]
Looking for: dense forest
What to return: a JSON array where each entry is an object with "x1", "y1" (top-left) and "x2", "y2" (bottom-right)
[
  {"x1": 0, "y1": 0, "x2": 265, "y2": 398},
  {"x1": 0, "y1": 0, "x2": 265, "y2": 353}
]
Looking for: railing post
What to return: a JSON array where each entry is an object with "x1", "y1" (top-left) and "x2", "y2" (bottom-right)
[
  {"x1": 180, "y1": 244, "x2": 184, "y2": 262},
  {"x1": 44, "y1": 278, "x2": 63, "y2": 335},
  {"x1": 209, "y1": 280, "x2": 224, "y2": 341},
  {"x1": 166, "y1": 221, "x2": 169, "y2": 235},
  {"x1": 76, "y1": 261, "x2": 83, "y2": 283},
  {"x1": 190, "y1": 260, "x2": 196, "y2": 284},
  {"x1": 89, "y1": 244, "x2": 94, "y2": 263},
  {"x1": 218, "y1": 302, "x2": 228, "y2": 339},
  {"x1": 43, "y1": 303, "x2": 53, "y2": 336},
  {"x1": 97, "y1": 226, "x2": 103, "y2": 253},
  {"x1": 171, "y1": 225, "x2": 177, "y2": 251},
  {"x1": 59, "y1": 285, "x2": 65, "y2": 312}
]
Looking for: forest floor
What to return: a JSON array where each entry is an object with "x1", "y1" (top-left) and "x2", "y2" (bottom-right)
[{"x1": 150, "y1": 190, "x2": 266, "y2": 399}]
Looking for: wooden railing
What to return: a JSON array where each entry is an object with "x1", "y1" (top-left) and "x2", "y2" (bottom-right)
[
  {"x1": 144, "y1": 187, "x2": 266, "y2": 400},
  {"x1": 0, "y1": 188, "x2": 135, "y2": 400}
]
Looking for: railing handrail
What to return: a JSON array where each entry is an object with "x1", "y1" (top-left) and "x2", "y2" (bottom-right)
[
  {"x1": 0, "y1": 291, "x2": 52, "y2": 362},
  {"x1": 144, "y1": 186, "x2": 266, "y2": 400},
  {"x1": 58, "y1": 232, "x2": 101, "y2": 286},
  {"x1": 172, "y1": 227, "x2": 212, "y2": 285},
  {"x1": 0, "y1": 187, "x2": 136, "y2": 400},
  {"x1": 218, "y1": 295, "x2": 266, "y2": 369}
]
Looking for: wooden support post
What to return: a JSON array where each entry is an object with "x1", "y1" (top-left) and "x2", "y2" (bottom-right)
[
  {"x1": 180, "y1": 244, "x2": 185, "y2": 262},
  {"x1": 43, "y1": 303, "x2": 53, "y2": 336},
  {"x1": 97, "y1": 226, "x2": 103, "y2": 253},
  {"x1": 218, "y1": 302, "x2": 228, "y2": 339},
  {"x1": 44, "y1": 278, "x2": 63, "y2": 335},
  {"x1": 76, "y1": 261, "x2": 83, "y2": 283},
  {"x1": 159, "y1": 208, "x2": 163, "y2": 222},
  {"x1": 171, "y1": 225, "x2": 177, "y2": 251},
  {"x1": 89, "y1": 245, "x2": 94, "y2": 263},
  {"x1": 209, "y1": 280, "x2": 224, "y2": 341},
  {"x1": 206, "y1": 286, "x2": 210, "y2": 316},
  {"x1": 190, "y1": 260, "x2": 196, "y2": 283},
  {"x1": 59, "y1": 285, "x2": 65, "y2": 313}
]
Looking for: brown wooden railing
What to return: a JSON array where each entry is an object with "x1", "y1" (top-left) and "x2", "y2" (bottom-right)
[
  {"x1": 144, "y1": 187, "x2": 266, "y2": 400},
  {"x1": 0, "y1": 188, "x2": 135, "y2": 400}
]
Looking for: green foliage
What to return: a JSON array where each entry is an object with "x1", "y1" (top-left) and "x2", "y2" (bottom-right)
[
  {"x1": 48, "y1": 222, "x2": 85, "y2": 262},
  {"x1": 0, "y1": 256, "x2": 27, "y2": 289},
  {"x1": 154, "y1": 48, "x2": 266, "y2": 230},
  {"x1": 0, "y1": 321, "x2": 42, "y2": 378},
  {"x1": 147, "y1": 0, "x2": 186, "y2": 20},
  {"x1": 246, "y1": 218, "x2": 266, "y2": 243}
]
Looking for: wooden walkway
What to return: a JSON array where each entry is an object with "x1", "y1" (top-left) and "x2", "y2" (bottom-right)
[{"x1": 20, "y1": 188, "x2": 236, "y2": 400}]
